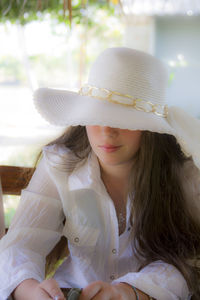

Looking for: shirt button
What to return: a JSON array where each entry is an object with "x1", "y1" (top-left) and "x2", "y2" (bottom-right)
[
  {"x1": 74, "y1": 237, "x2": 79, "y2": 243},
  {"x1": 112, "y1": 248, "x2": 117, "y2": 254},
  {"x1": 110, "y1": 275, "x2": 115, "y2": 280}
]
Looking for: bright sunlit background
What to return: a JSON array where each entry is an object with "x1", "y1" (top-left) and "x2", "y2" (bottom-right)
[{"x1": 0, "y1": 0, "x2": 200, "y2": 226}]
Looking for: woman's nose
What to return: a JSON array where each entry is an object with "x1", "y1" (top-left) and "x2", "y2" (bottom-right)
[{"x1": 101, "y1": 126, "x2": 119, "y2": 137}]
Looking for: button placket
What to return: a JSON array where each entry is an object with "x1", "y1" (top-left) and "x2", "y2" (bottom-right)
[
  {"x1": 74, "y1": 237, "x2": 79, "y2": 243},
  {"x1": 110, "y1": 275, "x2": 115, "y2": 280},
  {"x1": 112, "y1": 248, "x2": 117, "y2": 254},
  {"x1": 102, "y1": 195, "x2": 119, "y2": 283},
  {"x1": 108, "y1": 245, "x2": 118, "y2": 282}
]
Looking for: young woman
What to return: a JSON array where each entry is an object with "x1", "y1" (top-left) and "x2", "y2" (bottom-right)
[{"x1": 0, "y1": 47, "x2": 200, "y2": 300}]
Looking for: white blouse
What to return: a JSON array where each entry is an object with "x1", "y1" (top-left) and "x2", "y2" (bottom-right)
[{"x1": 0, "y1": 144, "x2": 196, "y2": 300}]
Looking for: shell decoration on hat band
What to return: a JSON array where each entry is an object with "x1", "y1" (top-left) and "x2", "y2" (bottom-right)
[{"x1": 79, "y1": 84, "x2": 168, "y2": 118}]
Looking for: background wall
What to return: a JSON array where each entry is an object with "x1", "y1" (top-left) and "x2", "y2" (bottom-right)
[{"x1": 155, "y1": 16, "x2": 200, "y2": 117}]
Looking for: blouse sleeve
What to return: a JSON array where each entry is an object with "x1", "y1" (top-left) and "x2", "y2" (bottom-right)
[
  {"x1": 0, "y1": 151, "x2": 65, "y2": 300},
  {"x1": 113, "y1": 260, "x2": 191, "y2": 300}
]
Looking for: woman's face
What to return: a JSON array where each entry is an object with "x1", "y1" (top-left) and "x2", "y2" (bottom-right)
[{"x1": 86, "y1": 126, "x2": 142, "y2": 169}]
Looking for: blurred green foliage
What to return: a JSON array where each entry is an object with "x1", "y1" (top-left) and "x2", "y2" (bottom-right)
[
  {"x1": 0, "y1": 0, "x2": 115, "y2": 26},
  {"x1": 4, "y1": 200, "x2": 19, "y2": 228},
  {"x1": 4, "y1": 146, "x2": 41, "y2": 167},
  {"x1": 0, "y1": 56, "x2": 26, "y2": 84}
]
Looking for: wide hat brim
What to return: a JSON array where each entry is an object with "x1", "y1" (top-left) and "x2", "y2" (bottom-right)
[
  {"x1": 34, "y1": 87, "x2": 200, "y2": 171},
  {"x1": 34, "y1": 87, "x2": 174, "y2": 134}
]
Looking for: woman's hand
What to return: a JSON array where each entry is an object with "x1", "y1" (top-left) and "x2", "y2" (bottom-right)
[
  {"x1": 33, "y1": 278, "x2": 66, "y2": 300},
  {"x1": 13, "y1": 278, "x2": 65, "y2": 300},
  {"x1": 79, "y1": 281, "x2": 136, "y2": 300}
]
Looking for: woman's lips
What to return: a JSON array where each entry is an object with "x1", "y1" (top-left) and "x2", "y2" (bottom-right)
[{"x1": 99, "y1": 145, "x2": 121, "y2": 153}]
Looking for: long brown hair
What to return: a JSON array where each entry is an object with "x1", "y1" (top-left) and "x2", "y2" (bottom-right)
[
  {"x1": 38, "y1": 126, "x2": 200, "y2": 297},
  {"x1": 131, "y1": 131, "x2": 200, "y2": 298}
]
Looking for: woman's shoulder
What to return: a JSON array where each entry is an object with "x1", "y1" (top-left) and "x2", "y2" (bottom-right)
[
  {"x1": 42, "y1": 144, "x2": 75, "y2": 170},
  {"x1": 43, "y1": 143, "x2": 72, "y2": 156}
]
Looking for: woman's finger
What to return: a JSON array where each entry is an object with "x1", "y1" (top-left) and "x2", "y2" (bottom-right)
[
  {"x1": 80, "y1": 281, "x2": 103, "y2": 300},
  {"x1": 53, "y1": 296, "x2": 64, "y2": 300},
  {"x1": 39, "y1": 278, "x2": 65, "y2": 300},
  {"x1": 79, "y1": 282, "x2": 125, "y2": 300},
  {"x1": 33, "y1": 287, "x2": 61, "y2": 300}
]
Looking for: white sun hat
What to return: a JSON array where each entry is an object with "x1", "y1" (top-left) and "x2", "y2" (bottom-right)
[{"x1": 34, "y1": 47, "x2": 200, "y2": 170}]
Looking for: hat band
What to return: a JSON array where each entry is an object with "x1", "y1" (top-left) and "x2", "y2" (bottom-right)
[{"x1": 79, "y1": 84, "x2": 168, "y2": 118}]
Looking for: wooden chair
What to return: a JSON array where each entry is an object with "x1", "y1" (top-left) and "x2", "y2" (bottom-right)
[{"x1": 0, "y1": 165, "x2": 35, "y2": 237}]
